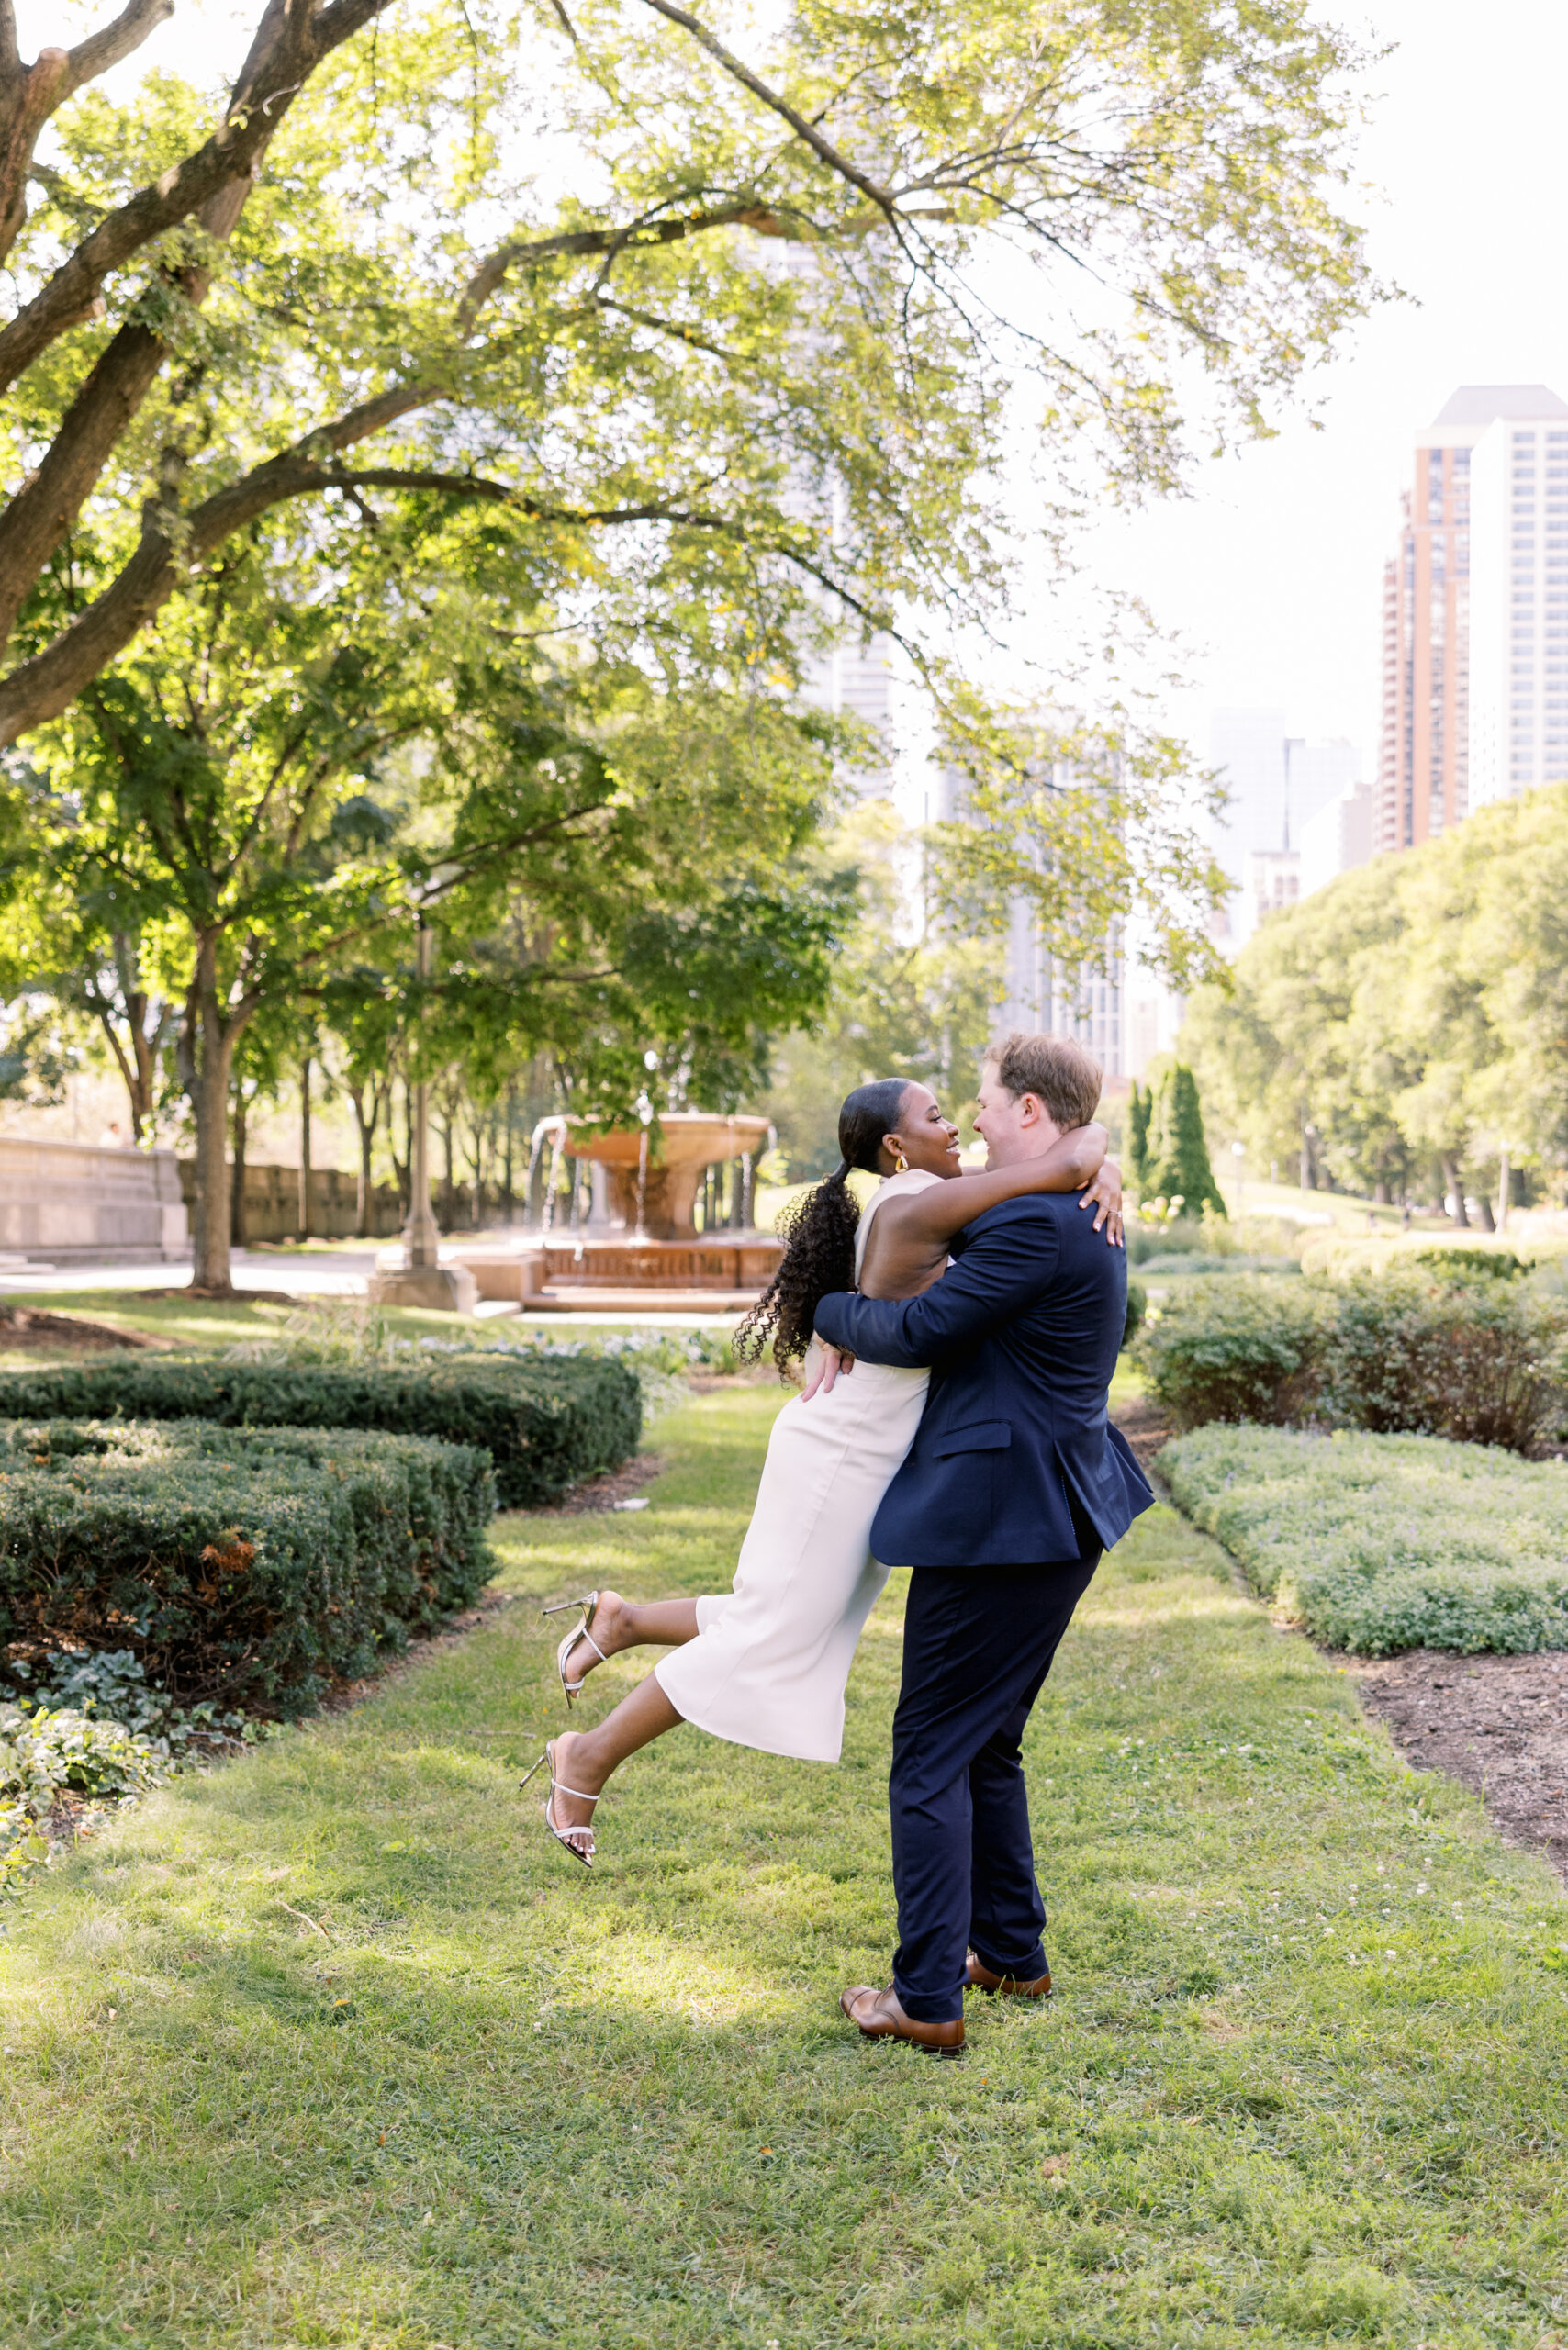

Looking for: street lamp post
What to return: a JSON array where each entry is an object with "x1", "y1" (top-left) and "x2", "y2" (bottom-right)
[{"x1": 404, "y1": 917, "x2": 442, "y2": 1273}]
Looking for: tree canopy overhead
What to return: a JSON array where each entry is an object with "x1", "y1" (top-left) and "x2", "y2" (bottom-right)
[
  {"x1": 4, "y1": 0, "x2": 1379, "y2": 765},
  {"x1": 0, "y1": 504, "x2": 849, "y2": 1287},
  {"x1": 1, "y1": 0, "x2": 1391, "y2": 1292}
]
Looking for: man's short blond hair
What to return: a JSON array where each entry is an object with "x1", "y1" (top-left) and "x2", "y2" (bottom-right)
[{"x1": 983, "y1": 1031, "x2": 1103, "y2": 1131}]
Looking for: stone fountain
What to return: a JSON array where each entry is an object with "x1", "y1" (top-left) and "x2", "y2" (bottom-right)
[{"x1": 452, "y1": 1111, "x2": 783, "y2": 1311}]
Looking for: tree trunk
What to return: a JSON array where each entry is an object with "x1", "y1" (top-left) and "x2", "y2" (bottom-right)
[
  {"x1": 441, "y1": 1111, "x2": 455, "y2": 1232},
  {"x1": 1439, "y1": 1155, "x2": 1469, "y2": 1226},
  {"x1": 187, "y1": 938, "x2": 238, "y2": 1292},
  {"x1": 465, "y1": 1107, "x2": 486, "y2": 1229},
  {"x1": 502, "y1": 1084, "x2": 515, "y2": 1222},
  {"x1": 297, "y1": 1057, "x2": 311, "y2": 1240},
  {"x1": 1496, "y1": 1147, "x2": 1511, "y2": 1234},
  {"x1": 1474, "y1": 1193, "x2": 1495, "y2": 1233},
  {"x1": 230, "y1": 1081, "x2": 249, "y2": 1248},
  {"x1": 350, "y1": 1082, "x2": 380, "y2": 1238}
]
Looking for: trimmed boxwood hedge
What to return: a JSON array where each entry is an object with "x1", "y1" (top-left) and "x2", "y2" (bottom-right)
[
  {"x1": 0, "y1": 1355, "x2": 641, "y2": 1507},
  {"x1": 0, "y1": 1419, "x2": 496, "y2": 1711}
]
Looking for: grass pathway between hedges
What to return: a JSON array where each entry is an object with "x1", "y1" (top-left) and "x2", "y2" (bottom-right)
[{"x1": 2, "y1": 1386, "x2": 1566, "y2": 2349}]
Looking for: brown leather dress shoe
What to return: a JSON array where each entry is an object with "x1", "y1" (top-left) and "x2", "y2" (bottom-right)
[
  {"x1": 840, "y1": 1984, "x2": 964, "y2": 2057},
  {"x1": 966, "y1": 1951, "x2": 1053, "y2": 1998}
]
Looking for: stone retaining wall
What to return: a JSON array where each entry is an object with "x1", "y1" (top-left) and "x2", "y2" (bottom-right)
[
  {"x1": 178, "y1": 1161, "x2": 405, "y2": 1244},
  {"x1": 0, "y1": 1137, "x2": 188, "y2": 1262}
]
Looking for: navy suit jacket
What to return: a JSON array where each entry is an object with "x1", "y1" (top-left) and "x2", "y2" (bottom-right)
[{"x1": 813, "y1": 1192, "x2": 1153, "y2": 1568}]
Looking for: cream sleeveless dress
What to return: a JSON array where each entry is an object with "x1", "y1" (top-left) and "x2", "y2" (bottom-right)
[{"x1": 654, "y1": 1168, "x2": 938, "y2": 1762}]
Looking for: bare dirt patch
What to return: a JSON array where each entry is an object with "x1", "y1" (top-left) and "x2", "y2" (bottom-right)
[
  {"x1": 0, "y1": 1305, "x2": 159, "y2": 1353},
  {"x1": 1112, "y1": 1394, "x2": 1177, "y2": 1474},
  {"x1": 521, "y1": 1449, "x2": 667, "y2": 1516},
  {"x1": 1351, "y1": 1650, "x2": 1568, "y2": 1883}
]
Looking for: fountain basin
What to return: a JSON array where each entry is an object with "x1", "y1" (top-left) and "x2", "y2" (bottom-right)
[{"x1": 541, "y1": 1111, "x2": 772, "y2": 1242}]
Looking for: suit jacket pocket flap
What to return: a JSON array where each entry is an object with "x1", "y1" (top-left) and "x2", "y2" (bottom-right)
[{"x1": 931, "y1": 1419, "x2": 1013, "y2": 1458}]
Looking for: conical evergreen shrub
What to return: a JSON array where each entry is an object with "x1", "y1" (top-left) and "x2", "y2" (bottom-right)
[
  {"x1": 1127, "y1": 1080, "x2": 1152, "y2": 1192},
  {"x1": 1142, "y1": 1062, "x2": 1226, "y2": 1218}
]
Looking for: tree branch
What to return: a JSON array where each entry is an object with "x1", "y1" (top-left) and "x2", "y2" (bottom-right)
[
  {"x1": 635, "y1": 0, "x2": 893, "y2": 219},
  {"x1": 65, "y1": 0, "x2": 176, "y2": 87},
  {"x1": 0, "y1": 371, "x2": 903, "y2": 745},
  {"x1": 0, "y1": 0, "x2": 393, "y2": 396},
  {"x1": 454, "y1": 199, "x2": 790, "y2": 336},
  {"x1": 0, "y1": 0, "x2": 174, "y2": 263}
]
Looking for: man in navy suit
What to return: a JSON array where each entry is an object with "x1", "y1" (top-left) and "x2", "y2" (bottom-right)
[{"x1": 813, "y1": 1032, "x2": 1153, "y2": 2056}]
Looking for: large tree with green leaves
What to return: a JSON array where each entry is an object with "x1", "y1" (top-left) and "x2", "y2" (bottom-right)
[
  {"x1": 1180, "y1": 858, "x2": 1419, "y2": 1198},
  {"x1": 2, "y1": 509, "x2": 847, "y2": 1289},
  {"x1": 3, "y1": 0, "x2": 1378, "y2": 935},
  {"x1": 760, "y1": 800, "x2": 1004, "y2": 1177},
  {"x1": 1178, "y1": 784, "x2": 1568, "y2": 1214}
]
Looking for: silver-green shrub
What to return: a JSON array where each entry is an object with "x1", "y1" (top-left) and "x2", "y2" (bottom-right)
[{"x1": 1163, "y1": 1423, "x2": 1568, "y2": 1654}]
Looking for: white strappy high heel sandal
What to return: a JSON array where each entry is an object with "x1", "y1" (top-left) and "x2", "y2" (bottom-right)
[
  {"x1": 520, "y1": 1739, "x2": 598, "y2": 1867},
  {"x1": 542, "y1": 1590, "x2": 607, "y2": 1708}
]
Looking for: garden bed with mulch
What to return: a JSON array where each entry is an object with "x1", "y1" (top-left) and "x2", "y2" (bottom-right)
[
  {"x1": 1121, "y1": 1399, "x2": 1568, "y2": 1883},
  {"x1": 521, "y1": 1448, "x2": 666, "y2": 1515},
  {"x1": 1353, "y1": 1649, "x2": 1568, "y2": 1884},
  {"x1": 0, "y1": 1304, "x2": 157, "y2": 1353}
]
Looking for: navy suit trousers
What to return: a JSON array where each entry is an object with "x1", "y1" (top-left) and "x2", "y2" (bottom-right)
[{"x1": 890, "y1": 1550, "x2": 1100, "y2": 2022}]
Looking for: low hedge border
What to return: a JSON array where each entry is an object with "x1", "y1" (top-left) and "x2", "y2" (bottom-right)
[
  {"x1": 0, "y1": 1420, "x2": 496, "y2": 1711},
  {"x1": 0, "y1": 1356, "x2": 641, "y2": 1508},
  {"x1": 1162, "y1": 1422, "x2": 1568, "y2": 1656}
]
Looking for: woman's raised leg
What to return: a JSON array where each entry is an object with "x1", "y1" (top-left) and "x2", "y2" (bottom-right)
[{"x1": 554, "y1": 1590, "x2": 701, "y2": 1695}]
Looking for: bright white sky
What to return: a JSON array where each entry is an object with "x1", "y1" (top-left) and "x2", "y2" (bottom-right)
[
  {"x1": 1082, "y1": 0, "x2": 1568, "y2": 772},
  {"x1": 28, "y1": 0, "x2": 1568, "y2": 778}
]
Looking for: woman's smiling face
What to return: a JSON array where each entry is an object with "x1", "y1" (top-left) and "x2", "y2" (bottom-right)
[{"x1": 882, "y1": 1084, "x2": 962, "y2": 1179}]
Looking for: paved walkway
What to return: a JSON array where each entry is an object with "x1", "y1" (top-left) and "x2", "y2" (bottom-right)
[
  {"x1": 1, "y1": 1248, "x2": 744, "y2": 1329},
  {"x1": 0, "y1": 1248, "x2": 380, "y2": 1298}
]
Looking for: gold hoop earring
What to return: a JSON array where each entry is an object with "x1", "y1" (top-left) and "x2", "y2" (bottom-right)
[{"x1": 893, "y1": 1148, "x2": 909, "y2": 1174}]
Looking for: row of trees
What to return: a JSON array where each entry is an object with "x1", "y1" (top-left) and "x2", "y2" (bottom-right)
[
  {"x1": 1180, "y1": 783, "x2": 1568, "y2": 1221},
  {"x1": 0, "y1": 0, "x2": 1383, "y2": 1287}
]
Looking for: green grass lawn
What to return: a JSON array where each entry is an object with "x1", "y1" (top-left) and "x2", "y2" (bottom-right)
[{"x1": 2, "y1": 1386, "x2": 1565, "y2": 2348}]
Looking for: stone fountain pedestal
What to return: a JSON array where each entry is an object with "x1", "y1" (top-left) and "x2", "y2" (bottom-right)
[{"x1": 368, "y1": 1258, "x2": 478, "y2": 1315}]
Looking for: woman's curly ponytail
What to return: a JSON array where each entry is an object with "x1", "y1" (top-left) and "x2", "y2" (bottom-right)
[{"x1": 735, "y1": 1079, "x2": 911, "y2": 1374}]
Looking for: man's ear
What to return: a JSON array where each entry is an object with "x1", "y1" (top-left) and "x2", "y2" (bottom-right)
[{"x1": 1017, "y1": 1091, "x2": 1044, "y2": 1126}]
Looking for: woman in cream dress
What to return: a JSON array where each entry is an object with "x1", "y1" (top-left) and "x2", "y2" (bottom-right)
[{"x1": 523, "y1": 1076, "x2": 1121, "y2": 1863}]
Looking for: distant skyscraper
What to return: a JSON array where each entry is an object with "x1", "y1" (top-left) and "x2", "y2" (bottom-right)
[
  {"x1": 1208, "y1": 711, "x2": 1359, "y2": 946},
  {"x1": 1378, "y1": 384, "x2": 1568, "y2": 852},
  {"x1": 1468, "y1": 399, "x2": 1568, "y2": 808}
]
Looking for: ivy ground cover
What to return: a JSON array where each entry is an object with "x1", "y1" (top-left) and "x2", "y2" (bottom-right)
[
  {"x1": 0, "y1": 1388, "x2": 1564, "y2": 2347},
  {"x1": 1163, "y1": 1423, "x2": 1568, "y2": 1655}
]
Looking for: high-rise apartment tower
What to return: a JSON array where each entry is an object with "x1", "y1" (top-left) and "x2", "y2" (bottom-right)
[{"x1": 1378, "y1": 384, "x2": 1568, "y2": 851}]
